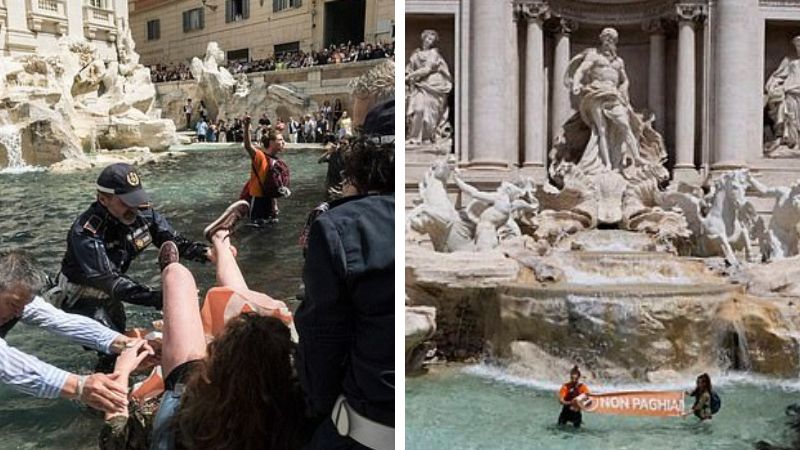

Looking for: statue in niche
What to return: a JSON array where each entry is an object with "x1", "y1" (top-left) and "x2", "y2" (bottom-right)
[
  {"x1": 765, "y1": 35, "x2": 800, "y2": 157},
  {"x1": 552, "y1": 27, "x2": 667, "y2": 178},
  {"x1": 406, "y1": 29, "x2": 452, "y2": 146}
]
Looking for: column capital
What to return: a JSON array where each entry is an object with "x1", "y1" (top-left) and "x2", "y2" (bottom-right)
[
  {"x1": 642, "y1": 18, "x2": 667, "y2": 35},
  {"x1": 555, "y1": 18, "x2": 578, "y2": 35},
  {"x1": 675, "y1": 3, "x2": 708, "y2": 23},
  {"x1": 514, "y1": 1, "x2": 550, "y2": 24}
]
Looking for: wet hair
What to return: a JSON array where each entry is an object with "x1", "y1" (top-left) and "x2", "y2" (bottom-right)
[
  {"x1": 570, "y1": 365, "x2": 581, "y2": 377},
  {"x1": 696, "y1": 373, "x2": 712, "y2": 394},
  {"x1": 0, "y1": 251, "x2": 47, "y2": 296},
  {"x1": 175, "y1": 313, "x2": 306, "y2": 450}
]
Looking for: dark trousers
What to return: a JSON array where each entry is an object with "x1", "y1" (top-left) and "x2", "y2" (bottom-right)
[
  {"x1": 185, "y1": 113, "x2": 191, "y2": 130},
  {"x1": 250, "y1": 196, "x2": 277, "y2": 220},
  {"x1": 63, "y1": 297, "x2": 126, "y2": 372},
  {"x1": 558, "y1": 405, "x2": 582, "y2": 428}
]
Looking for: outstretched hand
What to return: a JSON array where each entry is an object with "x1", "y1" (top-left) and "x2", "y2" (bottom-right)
[
  {"x1": 243, "y1": 115, "x2": 252, "y2": 128},
  {"x1": 114, "y1": 340, "x2": 154, "y2": 376},
  {"x1": 82, "y1": 373, "x2": 129, "y2": 413}
]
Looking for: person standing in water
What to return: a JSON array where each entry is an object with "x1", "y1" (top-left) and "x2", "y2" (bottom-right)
[
  {"x1": 558, "y1": 365, "x2": 590, "y2": 428},
  {"x1": 686, "y1": 373, "x2": 714, "y2": 421}
]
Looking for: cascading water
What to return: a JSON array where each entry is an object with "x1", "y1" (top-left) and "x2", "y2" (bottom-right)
[{"x1": 0, "y1": 125, "x2": 35, "y2": 173}]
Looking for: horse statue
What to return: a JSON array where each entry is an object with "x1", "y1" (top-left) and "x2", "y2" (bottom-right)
[{"x1": 659, "y1": 170, "x2": 762, "y2": 265}]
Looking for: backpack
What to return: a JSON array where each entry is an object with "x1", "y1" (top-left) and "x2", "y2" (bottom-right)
[
  {"x1": 710, "y1": 390, "x2": 721, "y2": 415},
  {"x1": 252, "y1": 153, "x2": 291, "y2": 198}
]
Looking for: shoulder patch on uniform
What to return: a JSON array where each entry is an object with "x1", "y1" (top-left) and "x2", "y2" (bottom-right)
[{"x1": 82, "y1": 215, "x2": 104, "y2": 235}]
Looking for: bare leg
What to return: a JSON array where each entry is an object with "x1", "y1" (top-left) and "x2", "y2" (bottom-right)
[
  {"x1": 161, "y1": 263, "x2": 206, "y2": 378},
  {"x1": 212, "y1": 230, "x2": 249, "y2": 291}
]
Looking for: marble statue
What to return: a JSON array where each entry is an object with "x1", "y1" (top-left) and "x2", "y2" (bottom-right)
[
  {"x1": 747, "y1": 174, "x2": 800, "y2": 261},
  {"x1": 765, "y1": 35, "x2": 800, "y2": 157},
  {"x1": 234, "y1": 73, "x2": 250, "y2": 98},
  {"x1": 407, "y1": 160, "x2": 538, "y2": 252},
  {"x1": 454, "y1": 174, "x2": 538, "y2": 251},
  {"x1": 407, "y1": 160, "x2": 474, "y2": 252},
  {"x1": 406, "y1": 29, "x2": 452, "y2": 146},
  {"x1": 190, "y1": 42, "x2": 237, "y2": 122},
  {"x1": 659, "y1": 170, "x2": 762, "y2": 265},
  {"x1": 552, "y1": 27, "x2": 667, "y2": 178}
]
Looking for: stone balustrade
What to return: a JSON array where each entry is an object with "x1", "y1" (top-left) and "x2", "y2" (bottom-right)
[
  {"x1": 26, "y1": 0, "x2": 67, "y2": 34},
  {"x1": 82, "y1": 1, "x2": 117, "y2": 41}
]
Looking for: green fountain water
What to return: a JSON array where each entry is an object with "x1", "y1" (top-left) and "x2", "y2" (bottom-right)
[
  {"x1": 407, "y1": 366, "x2": 800, "y2": 450},
  {"x1": 0, "y1": 146, "x2": 325, "y2": 448}
]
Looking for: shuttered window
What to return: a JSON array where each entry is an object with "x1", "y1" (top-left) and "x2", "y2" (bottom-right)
[
  {"x1": 182, "y1": 8, "x2": 205, "y2": 32},
  {"x1": 146, "y1": 19, "x2": 160, "y2": 40},
  {"x1": 226, "y1": 0, "x2": 250, "y2": 23},
  {"x1": 273, "y1": 0, "x2": 301, "y2": 13}
]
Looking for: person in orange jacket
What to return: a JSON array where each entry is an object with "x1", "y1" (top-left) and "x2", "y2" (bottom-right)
[{"x1": 558, "y1": 365, "x2": 590, "y2": 428}]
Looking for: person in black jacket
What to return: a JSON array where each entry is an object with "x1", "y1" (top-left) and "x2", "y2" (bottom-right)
[
  {"x1": 296, "y1": 99, "x2": 395, "y2": 450},
  {"x1": 56, "y1": 164, "x2": 209, "y2": 341}
]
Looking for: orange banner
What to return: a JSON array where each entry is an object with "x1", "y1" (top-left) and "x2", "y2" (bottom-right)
[{"x1": 576, "y1": 391, "x2": 685, "y2": 417}]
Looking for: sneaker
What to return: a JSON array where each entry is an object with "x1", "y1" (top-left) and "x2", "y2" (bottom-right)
[
  {"x1": 158, "y1": 241, "x2": 179, "y2": 272},
  {"x1": 204, "y1": 200, "x2": 250, "y2": 241}
]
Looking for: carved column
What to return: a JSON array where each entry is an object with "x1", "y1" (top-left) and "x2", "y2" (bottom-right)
[
  {"x1": 469, "y1": 0, "x2": 519, "y2": 168},
  {"x1": 520, "y1": 1, "x2": 549, "y2": 172},
  {"x1": 674, "y1": 4, "x2": 705, "y2": 178},
  {"x1": 644, "y1": 19, "x2": 666, "y2": 134},
  {"x1": 712, "y1": 0, "x2": 760, "y2": 169},
  {"x1": 551, "y1": 19, "x2": 576, "y2": 141}
]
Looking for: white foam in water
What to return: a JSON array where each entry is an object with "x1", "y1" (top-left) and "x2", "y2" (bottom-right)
[
  {"x1": 0, "y1": 125, "x2": 43, "y2": 174},
  {"x1": 560, "y1": 266, "x2": 695, "y2": 285},
  {"x1": 464, "y1": 363, "x2": 800, "y2": 393}
]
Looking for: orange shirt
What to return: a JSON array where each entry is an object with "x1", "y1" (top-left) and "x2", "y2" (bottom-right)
[
  {"x1": 559, "y1": 382, "x2": 590, "y2": 402},
  {"x1": 249, "y1": 150, "x2": 270, "y2": 197}
]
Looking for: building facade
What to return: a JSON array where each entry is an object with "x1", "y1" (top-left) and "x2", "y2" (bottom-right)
[
  {"x1": 0, "y1": 0, "x2": 128, "y2": 59},
  {"x1": 406, "y1": 0, "x2": 800, "y2": 218},
  {"x1": 130, "y1": 0, "x2": 395, "y2": 65}
]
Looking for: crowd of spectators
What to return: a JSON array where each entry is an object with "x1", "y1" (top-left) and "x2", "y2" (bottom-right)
[{"x1": 149, "y1": 40, "x2": 394, "y2": 83}]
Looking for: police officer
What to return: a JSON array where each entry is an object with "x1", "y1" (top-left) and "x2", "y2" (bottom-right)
[{"x1": 54, "y1": 163, "x2": 209, "y2": 338}]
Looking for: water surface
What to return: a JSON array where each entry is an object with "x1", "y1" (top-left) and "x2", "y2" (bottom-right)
[
  {"x1": 0, "y1": 146, "x2": 325, "y2": 448},
  {"x1": 406, "y1": 366, "x2": 798, "y2": 450}
]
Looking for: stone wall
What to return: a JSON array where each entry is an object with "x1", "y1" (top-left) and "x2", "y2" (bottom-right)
[
  {"x1": 153, "y1": 59, "x2": 385, "y2": 125},
  {"x1": 130, "y1": 0, "x2": 395, "y2": 66}
]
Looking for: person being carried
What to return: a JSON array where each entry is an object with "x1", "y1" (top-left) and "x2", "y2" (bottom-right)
[
  {"x1": 242, "y1": 115, "x2": 291, "y2": 225},
  {"x1": 54, "y1": 164, "x2": 210, "y2": 370},
  {"x1": 558, "y1": 365, "x2": 590, "y2": 428},
  {"x1": 141, "y1": 200, "x2": 310, "y2": 449},
  {"x1": 0, "y1": 250, "x2": 147, "y2": 414},
  {"x1": 685, "y1": 373, "x2": 716, "y2": 421}
]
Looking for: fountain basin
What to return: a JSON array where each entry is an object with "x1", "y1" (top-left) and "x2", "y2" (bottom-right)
[{"x1": 407, "y1": 243, "x2": 800, "y2": 378}]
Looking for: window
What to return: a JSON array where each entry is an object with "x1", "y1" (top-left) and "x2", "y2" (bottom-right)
[
  {"x1": 227, "y1": 48, "x2": 250, "y2": 63},
  {"x1": 274, "y1": 41, "x2": 299, "y2": 57},
  {"x1": 273, "y1": 0, "x2": 301, "y2": 13},
  {"x1": 225, "y1": 0, "x2": 250, "y2": 23},
  {"x1": 146, "y1": 19, "x2": 160, "y2": 41},
  {"x1": 182, "y1": 8, "x2": 204, "y2": 32},
  {"x1": 88, "y1": 0, "x2": 105, "y2": 8}
]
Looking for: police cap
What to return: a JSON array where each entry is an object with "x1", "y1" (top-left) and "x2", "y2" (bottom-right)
[{"x1": 96, "y1": 163, "x2": 150, "y2": 208}]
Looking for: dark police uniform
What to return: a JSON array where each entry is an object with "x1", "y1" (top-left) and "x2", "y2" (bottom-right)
[
  {"x1": 296, "y1": 193, "x2": 394, "y2": 450},
  {"x1": 51, "y1": 163, "x2": 209, "y2": 338},
  {"x1": 58, "y1": 202, "x2": 208, "y2": 333}
]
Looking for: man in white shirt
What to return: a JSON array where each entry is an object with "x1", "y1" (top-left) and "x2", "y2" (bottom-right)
[{"x1": 0, "y1": 250, "x2": 144, "y2": 413}]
